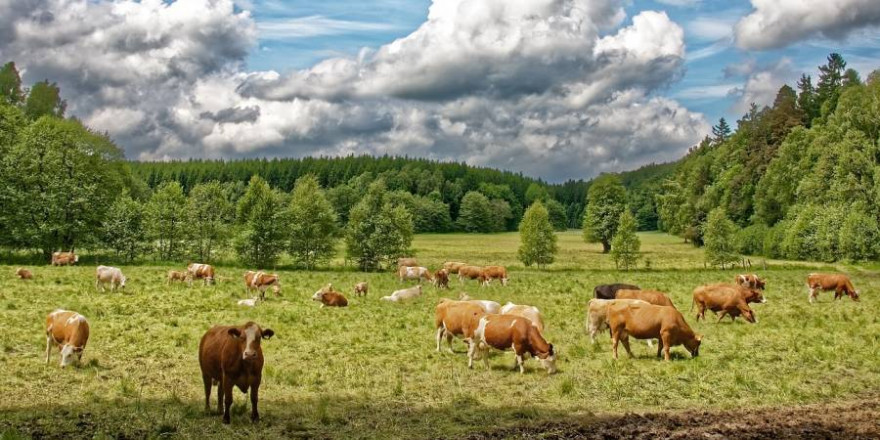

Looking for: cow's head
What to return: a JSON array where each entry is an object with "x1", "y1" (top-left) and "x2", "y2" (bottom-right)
[
  {"x1": 228, "y1": 323, "x2": 274, "y2": 361},
  {"x1": 685, "y1": 335, "x2": 702, "y2": 357},
  {"x1": 119, "y1": 275, "x2": 127, "y2": 290},
  {"x1": 754, "y1": 277, "x2": 766, "y2": 290},
  {"x1": 60, "y1": 344, "x2": 84, "y2": 368},
  {"x1": 311, "y1": 289, "x2": 325, "y2": 302},
  {"x1": 742, "y1": 288, "x2": 765, "y2": 304},
  {"x1": 739, "y1": 304, "x2": 757, "y2": 323},
  {"x1": 539, "y1": 344, "x2": 558, "y2": 374},
  {"x1": 852, "y1": 290, "x2": 860, "y2": 301}
]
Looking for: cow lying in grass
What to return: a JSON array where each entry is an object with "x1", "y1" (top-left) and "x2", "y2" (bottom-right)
[
  {"x1": 381, "y1": 285, "x2": 421, "y2": 302},
  {"x1": 312, "y1": 284, "x2": 348, "y2": 307}
]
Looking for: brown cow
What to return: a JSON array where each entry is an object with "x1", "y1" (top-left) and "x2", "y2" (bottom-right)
[
  {"x1": 471, "y1": 314, "x2": 557, "y2": 374},
  {"x1": 615, "y1": 289, "x2": 675, "y2": 307},
  {"x1": 51, "y1": 251, "x2": 79, "y2": 266},
  {"x1": 45, "y1": 310, "x2": 90, "y2": 368},
  {"x1": 807, "y1": 273, "x2": 859, "y2": 303},
  {"x1": 434, "y1": 269, "x2": 450, "y2": 289},
  {"x1": 586, "y1": 298, "x2": 650, "y2": 344},
  {"x1": 435, "y1": 299, "x2": 485, "y2": 353},
  {"x1": 608, "y1": 303, "x2": 701, "y2": 361},
  {"x1": 188, "y1": 263, "x2": 215, "y2": 286},
  {"x1": 244, "y1": 271, "x2": 281, "y2": 300},
  {"x1": 458, "y1": 265, "x2": 484, "y2": 283},
  {"x1": 199, "y1": 322, "x2": 274, "y2": 424},
  {"x1": 312, "y1": 284, "x2": 348, "y2": 307},
  {"x1": 692, "y1": 284, "x2": 757, "y2": 323},
  {"x1": 397, "y1": 257, "x2": 418, "y2": 268},
  {"x1": 443, "y1": 261, "x2": 468, "y2": 274},
  {"x1": 167, "y1": 270, "x2": 188, "y2": 285},
  {"x1": 479, "y1": 265, "x2": 509, "y2": 286},
  {"x1": 16, "y1": 268, "x2": 33, "y2": 280},
  {"x1": 354, "y1": 282, "x2": 368, "y2": 296},
  {"x1": 736, "y1": 274, "x2": 765, "y2": 290}
]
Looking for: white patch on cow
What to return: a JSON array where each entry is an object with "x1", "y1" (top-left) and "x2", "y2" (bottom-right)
[
  {"x1": 242, "y1": 325, "x2": 259, "y2": 360},
  {"x1": 500, "y1": 302, "x2": 516, "y2": 314},
  {"x1": 474, "y1": 316, "x2": 489, "y2": 344}
]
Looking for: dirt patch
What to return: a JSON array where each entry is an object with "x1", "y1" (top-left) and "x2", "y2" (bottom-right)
[{"x1": 464, "y1": 397, "x2": 880, "y2": 440}]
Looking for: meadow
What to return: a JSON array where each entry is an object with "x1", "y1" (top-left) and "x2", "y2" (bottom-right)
[{"x1": 1, "y1": 232, "x2": 879, "y2": 439}]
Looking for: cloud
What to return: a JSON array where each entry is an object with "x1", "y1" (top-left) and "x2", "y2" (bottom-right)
[
  {"x1": 675, "y1": 83, "x2": 739, "y2": 100},
  {"x1": 655, "y1": 0, "x2": 700, "y2": 7},
  {"x1": 0, "y1": 0, "x2": 709, "y2": 181},
  {"x1": 687, "y1": 16, "x2": 735, "y2": 41},
  {"x1": 735, "y1": 0, "x2": 880, "y2": 50},
  {"x1": 728, "y1": 58, "x2": 796, "y2": 113},
  {"x1": 257, "y1": 15, "x2": 401, "y2": 39}
]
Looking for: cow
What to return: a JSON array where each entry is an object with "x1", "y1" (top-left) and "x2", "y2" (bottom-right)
[
  {"x1": 435, "y1": 299, "x2": 485, "y2": 353},
  {"x1": 15, "y1": 268, "x2": 33, "y2": 280},
  {"x1": 442, "y1": 261, "x2": 468, "y2": 274},
  {"x1": 51, "y1": 251, "x2": 79, "y2": 266},
  {"x1": 95, "y1": 265, "x2": 126, "y2": 292},
  {"x1": 237, "y1": 297, "x2": 260, "y2": 307},
  {"x1": 199, "y1": 322, "x2": 274, "y2": 424},
  {"x1": 354, "y1": 282, "x2": 368, "y2": 296},
  {"x1": 692, "y1": 284, "x2": 757, "y2": 323},
  {"x1": 807, "y1": 273, "x2": 859, "y2": 303},
  {"x1": 398, "y1": 266, "x2": 433, "y2": 283},
  {"x1": 615, "y1": 289, "x2": 675, "y2": 307},
  {"x1": 593, "y1": 283, "x2": 640, "y2": 300},
  {"x1": 500, "y1": 302, "x2": 544, "y2": 333},
  {"x1": 244, "y1": 271, "x2": 281, "y2": 300},
  {"x1": 397, "y1": 257, "x2": 418, "y2": 268},
  {"x1": 471, "y1": 314, "x2": 557, "y2": 374},
  {"x1": 458, "y1": 265, "x2": 484, "y2": 283},
  {"x1": 167, "y1": 270, "x2": 188, "y2": 285},
  {"x1": 434, "y1": 269, "x2": 450, "y2": 289},
  {"x1": 736, "y1": 274, "x2": 766, "y2": 290},
  {"x1": 45, "y1": 310, "x2": 90, "y2": 368},
  {"x1": 479, "y1": 266, "x2": 509, "y2": 286},
  {"x1": 586, "y1": 298, "x2": 651, "y2": 344},
  {"x1": 311, "y1": 284, "x2": 348, "y2": 307},
  {"x1": 188, "y1": 263, "x2": 215, "y2": 286},
  {"x1": 607, "y1": 303, "x2": 701, "y2": 361},
  {"x1": 458, "y1": 293, "x2": 501, "y2": 314},
  {"x1": 381, "y1": 285, "x2": 422, "y2": 302}
]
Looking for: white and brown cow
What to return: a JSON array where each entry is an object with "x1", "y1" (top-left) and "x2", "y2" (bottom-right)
[
  {"x1": 244, "y1": 271, "x2": 281, "y2": 300},
  {"x1": 381, "y1": 285, "x2": 422, "y2": 302},
  {"x1": 167, "y1": 270, "x2": 188, "y2": 285},
  {"x1": 500, "y1": 302, "x2": 544, "y2": 333},
  {"x1": 51, "y1": 251, "x2": 79, "y2": 266},
  {"x1": 471, "y1": 314, "x2": 557, "y2": 374},
  {"x1": 736, "y1": 274, "x2": 766, "y2": 290},
  {"x1": 435, "y1": 299, "x2": 485, "y2": 353},
  {"x1": 354, "y1": 282, "x2": 368, "y2": 297},
  {"x1": 45, "y1": 309, "x2": 90, "y2": 368},
  {"x1": 398, "y1": 266, "x2": 432, "y2": 283},
  {"x1": 95, "y1": 265, "x2": 126, "y2": 292},
  {"x1": 188, "y1": 263, "x2": 215, "y2": 286},
  {"x1": 15, "y1": 268, "x2": 33, "y2": 280}
]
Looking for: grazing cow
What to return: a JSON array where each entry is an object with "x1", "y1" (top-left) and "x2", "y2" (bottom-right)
[
  {"x1": 167, "y1": 270, "x2": 188, "y2": 285},
  {"x1": 381, "y1": 285, "x2": 422, "y2": 302},
  {"x1": 15, "y1": 268, "x2": 33, "y2": 280},
  {"x1": 500, "y1": 302, "x2": 544, "y2": 333},
  {"x1": 95, "y1": 265, "x2": 126, "y2": 292},
  {"x1": 807, "y1": 273, "x2": 859, "y2": 303},
  {"x1": 585, "y1": 298, "x2": 651, "y2": 344},
  {"x1": 607, "y1": 303, "x2": 701, "y2": 361},
  {"x1": 354, "y1": 282, "x2": 368, "y2": 296},
  {"x1": 458, "y1": 265, "x2": 484, "y2": 283},
  {"x1": 311, "y1": 284, "x2": 348, "y2": 307},
  {"x1": 458, "y1": 293, "x2": 501, "y2": 314},
  {"x1": 434, "y1": 269, "x2": 450, "y2": 289},
  {"x1": 471, "y1": 314, "x2": 557, "y2": 374},
  {"x1": 397, "y1": 257, "x2": 418, "y2": 268},
  {"x1": 593, "y1": 283, "x2": 640, "y2": 300},
  {"x1": 199, "y1": 322, "x2": 274, "y2": 424},
  {"x1": 435, "y1": 299, "x2": 485, "y2": 353},
  {"x1": 479, "y1": 266, "x2": 509, "y2": 286},
  {"x1": 188, "y1": 263, "x2": 215, "y2": 286},
  {"x1": 398, "y1": 266, "x2": 433, "y2": 283},
  {"x1": 51, "y1": 251, "x2": 79, "y2": 266},
  {"x1": 237, "y1": 297, "x2": 260, "y2": 307},
  {"x1": 244, "y1": 271, "x2": 281, "y2": 300},
  {"x1": 442, "y1": 261, "x2": 468, "y2": 274},
  {"x1": 45, "y1": 310, "x2": 90, "y2": 368},
  {"x1": 692, "y1": 284, "x2": 757, "y2": 323},
  {"x1": 736, "y1": 274, "x2": 766, "y2": 290},
  {"x1": 615, "y1": 289, "x2": 675, "y2": 307}
]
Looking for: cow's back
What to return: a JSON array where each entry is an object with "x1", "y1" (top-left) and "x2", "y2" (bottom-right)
[
  {"x1": 199, "y1": 326, "x2": 231, "y2": 380},
  {"x1": 617, "y1": 289, "x2": 674, "y2": 307},
  {"x1": 46, "y1": 310, "x2": 89, "y2": 347}
]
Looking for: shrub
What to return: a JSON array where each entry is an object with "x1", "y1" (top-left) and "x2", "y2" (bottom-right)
[{"x1": 518, "y1": 201, "x2": 557, "y2": 267}]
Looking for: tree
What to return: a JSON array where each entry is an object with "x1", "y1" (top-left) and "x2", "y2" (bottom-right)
[
  {"x1": 326, "y1": 183, "x2": 359, "y2": 226},
  {"x1": 102, "y1": 192, "x2": 147, "y2": 262},
  {"x1": 457, "y1": 191, "x2": 495, "y2": 232},
  {"x1": 188, "y1": 181, "x2": 234, "y2": 262},
  {"x1": 839, "y1": 208, "x2": 880, "y2": 261},
  {"x1": 287, "y1": 175, "x2": 339, "y2": 269},
  {"x1": 610, "y1": 210, "x2": 640, "y2": 270},
  {"x1": 489, "y1": 198, "x2": 512, "y2": 232},
  {"x1": 24, "y1": 80, "x2": 66, "y2": 120},
  {"x1": 817, "y1": 53, "x2": 846, "y2": 117},
  {"x1": 797, "y1": 74, "x2": 818, "y2": 126},
  {"x1": 345, "y1": 179, "x2": 413, "y2": 271},
  {"x1": 583, "y1": 174, "x2": 626, "y2": 253},
  {"x1": 518, "y1": 201, "x2": 557, "y2": 267},
  {"x1": 234, "y1": 176, "x2": 287, "y2": 268},
  {"x1": 711, "y1": 117, "x2": 731, "y2": 143},
  {"x1": 146, "y1": 181, "x2": 188, "y2": 260},
  {"x1": 703, "y1": 208, "x2": 739, "y2": 269},
  {"x1": 0, "y1": 62, "x2": 24, "y2": 105},
  {"x1": 525, "y1": 183, "x2": 549, "y2": 205},
  {"x1": 544, "y1": 199, "x2": 568, "y2": 231}
]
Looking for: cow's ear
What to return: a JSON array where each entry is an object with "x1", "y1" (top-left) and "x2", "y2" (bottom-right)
[
  {"x1": 228, "y1": 328, "x2": 241, "y2": 339},
  {"x1": 262, "y1": 329, "x2": 275, "y2": 340}
]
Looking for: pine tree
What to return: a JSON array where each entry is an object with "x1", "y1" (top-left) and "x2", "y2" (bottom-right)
[
  {"x1": 703, "y1": 208, "x2": 739, "y2": 269},
  {"x1": 287, "y1": 174, "x2": 339, "y2": 269},
  {"x1": 518, "y1": 201, "x2": 557, "y2": 267},
  {"x1": 797, "y1": 74, "x2": 818, "y2": 125},
  {"x1": 711, "y1": 117, "x2": 731, "y2": 143},
  {"x1": 611, "y1": 210, "x2": 640, "y2": 270},
  {"x1": 817, "y1": 53, "x2": 847, "y2": 117}
]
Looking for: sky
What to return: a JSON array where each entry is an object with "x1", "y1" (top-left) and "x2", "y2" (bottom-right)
[{"x1": 1, "y1": 0, "x2": 879, "y2": 182}]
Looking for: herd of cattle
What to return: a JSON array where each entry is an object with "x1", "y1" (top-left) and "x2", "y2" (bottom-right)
[{"x1": 20, "y1": 252, "x2": 863, "y2": 424}]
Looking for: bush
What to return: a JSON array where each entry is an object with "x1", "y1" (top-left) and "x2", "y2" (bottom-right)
[
  {"x1": 735, "y1": 224, "x2": 768, "y2": 255},
  {"x1": 457, "y1": 191, "x2": 495, "y2": 233},
  {"x1": 763, "y1": 221, "x2": 789, "y2": 259},
  {"x1": 346, "y1": 180, "x2": 414, "y2": 271},
  {"x1": 518, "y1": 201, "x2": 557, "y2": 267},
  {"x1": 703, "y1": 208, "x2": 739, "y2": 268},
  {"x1": 611, "y1": 210, "x2": 640, "y2": 270},
  {"x1": 839, "y1": 208, "x2": 880, "y2": 261}
]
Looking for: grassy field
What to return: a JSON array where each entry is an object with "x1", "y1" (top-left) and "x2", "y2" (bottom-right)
[{"x1": 1, "y1": 232, "x2": 879, "y2": 439}]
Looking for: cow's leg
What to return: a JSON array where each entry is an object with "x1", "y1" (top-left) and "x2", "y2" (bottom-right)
[
  {"x1": 656, "y1": 338, "x2": 663, "y2": 358},
  {"x1": 435, "y1": 327, "x2": 445, "y2": 352},
  {"x1": 587, "y1": 319, "x2": 597, "y2": 344},
  {"x1": 217, "y1": 380, "x2": 223, "y2": 414},
  {"x1": 482, "y1": 345, "x2": 491, "y2": 370},
  {"x1": 250, "y1": 381, "x2": 260, "y2": 422},
  {"x1": 202, "y1": 375, "x2": 212, "y2": 412},
  {"x1": 45, "y1": 335, "x2": 52, "y2": 365},
  {"x1": 611, "y1": 330, "x2": 620, "y2": 360},
  {"x1": 515, "y1": 353, "x2": 525, "y2": 374},
  {"x1": 621, "y1": 335, "x2": 633, "y2": 358},
  {"x1": 467, "y1": 341, "x2": 478, "y2": 368},
  {"x1": 717, "y1": 310, "x2": 727, "y2": 323},
  {"x1": 808, "y1": 285, "x2": 816, "y2": 303},
  {"x1": 446, "y1": 332, "x2": 454, "y2": 353},
  {"x1": 222, "y1": 376, "x2": 233, "y2": 424}
]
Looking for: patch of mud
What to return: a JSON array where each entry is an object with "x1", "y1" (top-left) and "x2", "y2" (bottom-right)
[{"x1": 464, "y1": 397, "x2": 880, "y2": 439}]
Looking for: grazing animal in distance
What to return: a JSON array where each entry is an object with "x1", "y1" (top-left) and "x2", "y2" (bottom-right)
[
  {"x1": 434, "y1": 269, "x2": 450, "y2": 289},
  {"x1": 593, "y1": 283, "x2": 640, "y2": 300},
  {"x1": 615, "y1": 289, "x2": 675, "y2": 307},
  {"x1": 51, "y1": 251, "x2": 79, "y2": 266},
  {"x1": 312, "y1": 284, "x2": 348, "y2": 307},
  {"x1": 237, "y1": 297, "x2": 260, "y2": 307},
  {"x1": 381, "y1": 285, "x2": 422, "y2": 302},
  {"x1": 458, "y1": 265, "x2": 484, "y2": 283},
  {"x1": 736, "y1": 274, "x2": 765, "y2": 290},
  {"x1": 500, "y1": 302, "x2": 544, "y2": 332},
  {"x1": 435, "y1": 299, "x2": 485, "y2": 353},
  {"x1": 188, "y1": 263, "x2": 215, "y2": 286},
  {"x1": 45, "y1": 310, "x2": 90, "y2": 368},
  {"x1": 398, "y1": 266, "x2": 433, "y2": 283},
  {"x1": 471, "y1": 314, "x2": 557, "y2": 374},
  {"x1": 397, "y1": 257, "x2": 418, "y2": 268},
  {"x1": 479, "y1": 266, "x2": 509, "y2": 286},
  {"x1": 167, "y1": 270, "x2": 188, "y2": 285},
  {"x1": 442, "y1": 261, "x2": 468, "y2": 274},
  {"x1": 244, "y1": 271, "x2": 281, "y2": 300},
  {"x1": 15, "y1": 268, "x2": 33, "y2": 280},
  {"x1": 354, "y1": 282, "x2": 368, "y2": 296},
  {"x1": 806, "y1": 273, "x2": 859, "y2": 303},
  {"x1": 95, "y1": 265, "x2": 126, "y2": 292},
  {"x1": 199, "y1": 322, "x2": 274, "y2": 424},
  {"x1": 692, "y1": 284, "x2": 757, "y2": 323},
  {"x1": 607, "y1": 303, "x2": 701, "y2": 361}
]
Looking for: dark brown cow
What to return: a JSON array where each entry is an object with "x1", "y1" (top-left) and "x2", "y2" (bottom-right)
[
  {"x1": 479, "y1": 265, "x2": 509, "y2": 286},
  {"x1": 593, "y1": 283, "x2": 640, "y2": 300},
  {"x1": 199, "y1": 322, "x2": 274, "y2": 424},
  {"x1": 736, "y1": 274, "x2": 766, "y2": 290},
  {"x1": 807, "y1": 273, "x2": 859, "y2": 303},
  {"x1": 615, "y1": 289, "x2": 675, "y2": 307},
  {"x1": 16, "y1": 268, "x2": 33, "y2": 280},
  {"x1": 692, "y1": 284, "x2": 757, "y2": 323},
  {"x1": 51, "y1": 251, "x2": 78, "y2": 266},
  {"x1": 471, "y1": 314, "x2": 557, "y2": 374},
  {"x1": 312, "y1": 284, "x2": 348, "y2": 307},
  {"x1": 607, "y1": 303, "x2": 701, "y2": 361},
  {"x1": 434, "y1": 269, "x2": 450, "y2": 289},
  {"x1": 435, "y1": 299, "x2": 485, "y2": 353}
]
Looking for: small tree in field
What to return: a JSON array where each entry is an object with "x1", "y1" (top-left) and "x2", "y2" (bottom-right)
[
  {"x1": 518, "y1": 201, "x2": 557, "y2": 268},
  {"x1": 346, "y1": 180, "x2": 414, "y2": 271},
  {"x1": 583, "y1": 174, "x2": 626, "y2": 253},
  {"x1": 703, "y1": 208, "x2": 739, "y2": 268},
  {"x1": 611, "y1": 210, "x2": 640, "y2": 270},
  {"x1": 287, "y1": 175, "x2": 339, "y2": 269},
  {"x1": 234, "y1": 176, "x2": 287, "y2": 268}
]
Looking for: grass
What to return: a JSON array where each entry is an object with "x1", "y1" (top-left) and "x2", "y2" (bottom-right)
[{"x1": 1, "y1": 231, "x2": 879, "y2": 439}]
